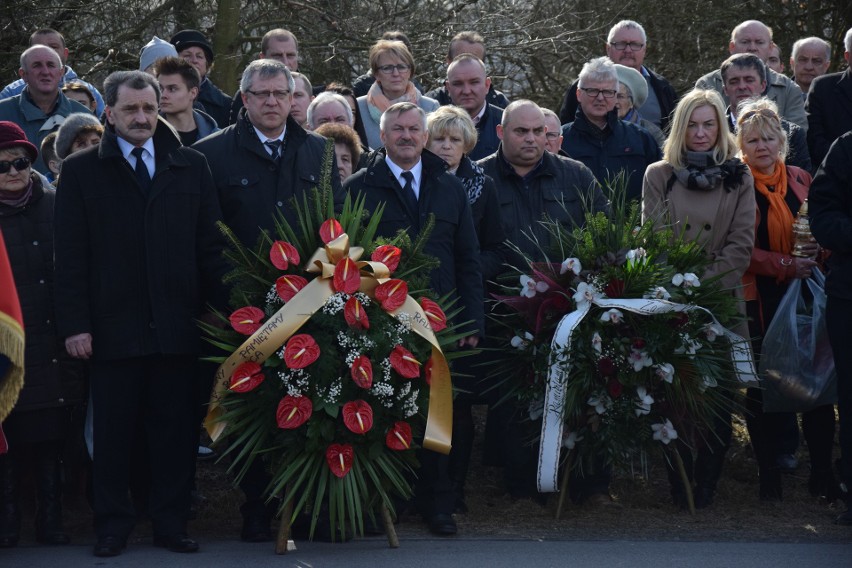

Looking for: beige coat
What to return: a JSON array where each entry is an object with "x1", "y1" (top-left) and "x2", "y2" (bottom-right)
[{"x1": 642, "y1": 160, "x2": 756, "y2": 303}]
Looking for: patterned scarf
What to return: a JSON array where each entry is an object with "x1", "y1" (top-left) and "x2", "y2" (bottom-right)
[
  {"x1": 456, "y1": 157, "x2": 485, "y2": 205},
  {"x1": 745, "y1": 159, "x2": 794, "y2": 254},
  {"x1": 365, "y1": 80, "x2": 419, "y2": 125},
  {"x1": 673, "y1": 151, "x2": 746, "y2": 193}
]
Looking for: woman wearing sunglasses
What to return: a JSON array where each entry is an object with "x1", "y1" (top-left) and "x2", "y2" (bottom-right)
[{"x1": 0, "y1": 121, "x2": 84, "y2": 547}]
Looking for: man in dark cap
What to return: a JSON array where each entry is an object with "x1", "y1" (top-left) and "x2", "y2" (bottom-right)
[{"x1": 170, "y1": 29, "x2": 232, "y2": 127}]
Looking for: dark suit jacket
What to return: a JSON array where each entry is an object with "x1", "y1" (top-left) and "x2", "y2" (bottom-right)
[
  {"x1": 469, "y1": 103, "x2": 503, "y2": 161},
  {"x1": 806, "y1": 69, "x2": 852, "y2": 168}
]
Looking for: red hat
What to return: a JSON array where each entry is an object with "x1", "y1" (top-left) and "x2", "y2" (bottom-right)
[{"x1": 0, "y1": 122, "x2": 37, "y2": 162}]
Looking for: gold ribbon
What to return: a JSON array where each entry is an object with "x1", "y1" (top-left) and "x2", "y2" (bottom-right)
[{"x1": 204, "y1": 233, "x2": 453, "y2": 454}]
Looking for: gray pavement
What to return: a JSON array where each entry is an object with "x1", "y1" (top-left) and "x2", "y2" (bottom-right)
[{"x1": 2, "y1": 538, "x2": 852, "y2": 567}]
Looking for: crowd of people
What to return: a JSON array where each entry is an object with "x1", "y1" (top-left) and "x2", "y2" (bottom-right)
[{"x1": 0, "y1": 16, "x2": 850, "y2": 557}]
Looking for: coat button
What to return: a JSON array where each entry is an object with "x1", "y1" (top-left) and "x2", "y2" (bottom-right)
[
  {"x1": 52, "y1": 358, "x2": 58, "y2": 364},
  {"x1": 309, "y1": 175, "x2": 315, "y2": 181},
  {"x1": 57, "y1": 398, "x2": 64, "y2": 403},
  {"x1": 149, "y1": 322, "x2": 156, "y2": 329},
  {"x1": 45, "y1": 319, "x2": 50, "y2": 324},
  {"x1": 39, "y1": 279, "x2": 45, "y2": 284},
  {"x1": 277, "y1": 201, "x2": 283, "y2": 207},
  {"x1": 269, "y1": 165, "x2": 275, "y2": 171},
  {"x1": 241, "y1": 178, "x2": 248, "y2": 186},
  {"x1": 32, "y1": 240, "x2": 38, "y2": 246},
  {"x1": 704, "y1": 223, "x2": 711, "y2": 230}
]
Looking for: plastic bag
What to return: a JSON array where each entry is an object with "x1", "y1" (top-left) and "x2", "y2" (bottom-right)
[{"x1": 760, "y1": 268, "x2": 837, "y2": 413}]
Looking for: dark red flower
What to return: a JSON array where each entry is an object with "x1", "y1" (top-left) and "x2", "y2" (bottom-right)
[
  {"x1": 276, "y1": 395, "x2": 312, "y2": 429},
  {"x1": 375, "y1": 279, "x2": 408, "y2": 312},
  {"x1": 342, "y1": 400, "x2": 374, "y2": 434},
  {"x1": 325, "y1": 443, "x2": 354, "y2": 478},
  {"x1": 229, "y1": 361, "x2": 265, "y2": 393},
  {"x1": 371, "y1": 245, "x2": 401, "y2": 272},
  {"x1": 419, "y1": 297, "x2": 447, "y2": 332},
  {"x1": 229, "y1": 306, "x2": 265, "y2": 335},
  {"x1": 632, "y1": 337, "x2": 646, "y2": 350},
  {"x1": 669, "y1": 312, "x2": 690, "y2": 329},
  {"x1": 269, "y1": 240, "x2": 300, "y2": 270},
  {"x1": 344, "y1": 296, "x2": 370, "y2": 330},
  {"x1": 386, "y1": 421, "x2": 413, "y2": 450},
  {"x1": 607, "y1": 378, "x2": 623, "y2": 398},
  {"x1": 390, "y1": 345, "x2": 420, "y2": 378},
  {"x1": 597, "y1": 357, "x2": 616, "y2": 377},
  {"x1": 275, "y1": 274, "x2": 308, "y2": 302},
  {"x1": 333, "y1": 257, "x2": 360, "y2": 294},
  {"x1": 283, "y1": 334, "x2": 320, "y2": 369},
  {"x1": 319, "y1": 219, "x2": 343, "y2": 244},
  {"x1": 604, "y1": 278, "x2": 625, "y2": 298},
  {"x1": 350, "y1": 355, "x2": 373, "y2": 388}
]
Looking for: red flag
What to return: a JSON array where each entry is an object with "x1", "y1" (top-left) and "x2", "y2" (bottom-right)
[{"x1": 0, "y1": 230, "x2": 25, "y2": 454}]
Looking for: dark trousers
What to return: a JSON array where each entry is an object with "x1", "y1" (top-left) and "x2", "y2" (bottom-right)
[
  {"x1": 827, "y1": 295, "x2": 852, "y2": 490},
  {"x1": 90, "y1": 354, "x2": 197, "y2": 539}
]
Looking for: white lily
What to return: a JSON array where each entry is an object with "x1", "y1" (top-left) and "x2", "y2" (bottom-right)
[
  {"x1": 520, "y1": 275, "x2": 549, "y2": 298},
  {"x1": 654, "y1": 363, "x2": 675, "y2": 384},
  {"x1": 628, "y1": 348, "x2": 653, "y2": 371},
  {"x1": 510, "y1": 331, "x2": 534, "y2": 349},
  {"x1": 560, "y1": 257, "x2": 582, "y2": 276},
  {"x1": 651, "y1": 419, "x2": 678, "y2": 444},
  {"x1": 635, "y1": 386, "x2": 654, "y2": 416},
  {"x1": 573, "y1": 281, "x2": 599, "y2": 306},
  {"x1": 591, "y1": 331, "x2": 602, "y2": 354},
  {"x1": 600, "y1": 308, "x2": 624, "y2": 324},
  {"x1": 644, "y1": 286, "x2": 671, "y2": 301}
]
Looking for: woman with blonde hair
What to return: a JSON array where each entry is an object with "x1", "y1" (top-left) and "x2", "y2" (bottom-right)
[
  {"x1": 642, "y1": 89, "x2": 755, "y2": 509},
  {"x1": 736, "y1": 98, "x2": 838, "y2": 503},
  {"x1": 357, "y1": 40, "x2": 438, "y2": 149}
]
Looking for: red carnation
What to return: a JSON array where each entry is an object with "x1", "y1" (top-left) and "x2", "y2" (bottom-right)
[
  {"x1": 342, "y1": 400, "x2": 374, "y2": 434},
  {"x1": 333, "y1": 257, "x2": 360, "y2": 294},
  {"x1": 390, "y1": 345, "x2": 421, "y2": 379},
  {"x1": 276, "y1": 275, "x2": 308, "y2": 302},
  {"x1": 325, "y1": 443, "x2": 354, "y2": 478},
  {"x1": 229, "y1": 361, "x2": 265, "y2": 393},
  {"x1": 319, "y1": 219, "x2": 343, "y2": 244},
  {"x1": 371, "y1": 245, "x2": 401, "y2": 273},
  {"x1": 269, "y1": 240, "x2": 300, "y2": 270},
  {"x1": 386, "y1": 421, "x2": 413, "y2": 451},
  {"x1": 350, "y1": 355, "x2": 373, "y2": 388},
  {"x1": 276, "y1": 395, "x2": 312, "y2": 429},
  {"x1": 283, "y1": 334, "x2": 320, "y2": 369},
  {"x1": 375, "y1": 279, "x2": 408, "y2": 312},
  {"x1": 344, "y1": 296, "x2": 370, "y2": 330},
  {"x1": 419, "y1": 297, "x2": 447, "y2": 332},
  {"x1": 229, "y1": 306, "x2": 265, "y2": 335}
]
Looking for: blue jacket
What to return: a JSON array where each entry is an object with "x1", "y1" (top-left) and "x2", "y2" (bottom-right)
[
  {"x1": 469, "y1": 103, "x2": 503, "y2": 162},
  {"x1": 560, "y1": 109, "x2": 660, "y2": 202},
  {"x1": 1, "y1": 65, "x2": 105, "y2": 116}
]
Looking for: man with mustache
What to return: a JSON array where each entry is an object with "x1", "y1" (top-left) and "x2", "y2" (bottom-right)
[
  {"x1": 54, "y1": 70, "x2": 228, "y2": 557},
  {"x1": 343, "y1": 102, "x2": 483, "y2": 536}
]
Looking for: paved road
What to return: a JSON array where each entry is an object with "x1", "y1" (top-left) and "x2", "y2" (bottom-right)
[{"x1": 3, "y1": 538, "x2": 852, "y2": 567}]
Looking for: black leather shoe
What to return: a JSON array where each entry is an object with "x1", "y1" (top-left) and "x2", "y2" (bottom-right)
[
  {"x1": 427, "y1": 513, "x2": 457, "y2": 536},
  {"x1": 153, "y1": 533, "x2": 199, "y2": 553},
  {"x1": 93, "y1": 535, "x2": 125, "y2": 557}
]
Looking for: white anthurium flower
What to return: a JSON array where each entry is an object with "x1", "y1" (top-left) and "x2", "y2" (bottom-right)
[
  {"x1": 510, "y1": 331, "x2": 534, "y2": 349},
  {"x1": 628, "y1": 348, "x2": 653, "y2": 372},
  {"x1": 672, "y1": 273, "x2": 684, "y2": 286},
  {"x1": 573, "y1": 281, "x2": 599, "y2": 306},
  {"x1": 528, "y1": 398, "x2": 544, "y2": 420},
  {"x1": 644, "y1": 286, "x2": 671, "y2": 301},
  {"x1": 562, "y1": 429, "x2": 583, "y2": 450},
  {"x1": 592, "y1": 332, "x2": 602, "y2": 354},
  {"x1": 703, "y1": 323, "x2": 723, "y2": 341},
  {"x1": 520, "y1": 275, "x2": 549, "y2": 298},
  {"x1": 587, "y1": 394, "x2": 611, "y2": 415},
  {"x1": 655, "y1": 363, "x2": 675, "y2": 384},
  {"x1": 560, "y1": 257, "x2": 582, "y2": 276},
  {"x1": 600, "y1": 308, "x2": 624, "y2": 324},
  {"x1": 651, "y1": 419, "x2": 678, "y2": 444},
  {"x1": 635, "y1": 386, "x2": 654, "y2": 416}
]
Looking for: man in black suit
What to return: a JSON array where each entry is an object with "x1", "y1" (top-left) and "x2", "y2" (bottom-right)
[
  {"x1": 343, "y1": 102, "x2": 483, "y2": 536},
  {"x1": 54, "y1": 71, "x2": 227, "y2": 557},
  {"x1": 806, "y1": 27, "x2": 852, "y2": 167}
]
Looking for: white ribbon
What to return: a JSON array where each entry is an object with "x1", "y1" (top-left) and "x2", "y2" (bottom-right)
[{"x1": 536, "y1": 297, "x2": 755, "y2": 493}]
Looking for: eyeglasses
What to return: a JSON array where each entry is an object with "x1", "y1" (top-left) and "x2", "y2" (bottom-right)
[
  {"x1": 377, "y1": 64, "x2": 411, "y2": 75},
  {"x1": 615, "y1": 94, "x2": 632, "y2": 101},
  {"x1": 0, "y1": 157, "x2": 31, "y2": 174},
  {"x1": 545, "y1": 132, "x2": 561, "y2": 140},
  {"x1": 610, "y1": 41, "x2": 645, "y2": 51},
  {"x1": 579, "y1": 87, "x2": 617, "y2": 99},
  {"x1": 246, "y1": 89, "x2": 291, "y2": 101}
]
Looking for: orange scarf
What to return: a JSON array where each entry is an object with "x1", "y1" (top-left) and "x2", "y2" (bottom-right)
[{"x1": 747, "y1": 160, "x2": 794, "y2": 254}]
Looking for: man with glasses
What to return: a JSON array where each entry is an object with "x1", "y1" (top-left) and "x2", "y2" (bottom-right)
[
  {"x1": 541, "y1": 108, "x2": 564, "y2": 154},
  {"x1": 695, "y1": 20, "x2": 807, "y2": 131},
  {"x1": 558, "y1": 20, "x2": 678, "y2": 131},
  {"x1": 560, "y1": 57, "x2": 660, "y2": 202},
  {"x1": 194, "y1": 59, "x2": 342, "y2": 542}
]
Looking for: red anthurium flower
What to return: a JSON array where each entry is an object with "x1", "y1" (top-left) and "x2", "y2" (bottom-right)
[
  {"x1": 229, "y1": 306, "x2": 265, "y2": 335},
  {"x1": 424, "y1": 356, "x2": 434, "y2": 386},
  {"x1": 269, "y1": 240, "x2": 300, "y2": 270},
  {"x1": 386, "y1": 421, "x2": 413, "y2": 451},
  {"x1": 229, "y1": 361, "x2": 265, "y2": 393},
  {"x1": 371, "y1": 245, "x2": 401, "y2": 273},
  {"x1": 419, "y1": 297, "x2": 447, "y2": 332},
  {"x1": 325, "y1": 443, "x2": 354, "y2": 478},
  {"x1": 333, "y1": 257, "x2": 360, "y2": 294},
  {"x1": 342, "y1": 400, "x2": 374, "y2": 434},
  {"x1": 319, "y1": 218, "x2": 343, "y2": 244},
  {"x1": 283, "y1": 334, "x2": 321, "y2": 369},
  {"x1": 276, "y1": 395, "x2": 312, "y2": 429},
  {"x1": 375, "y1": 279, "x2": 408, "y2": 312},
  {"x1": 390, "y1": 345, "x2": 421, "y2": 378},
  {"x1": 344, "y1": 296, "x2": 370, "y2": 330},
  {"x1": 350, "y1": 355, "x2": 373, "y2": 388},
  {"x1": 275, "y1": 274, "x2": 308, "y2": 302}
]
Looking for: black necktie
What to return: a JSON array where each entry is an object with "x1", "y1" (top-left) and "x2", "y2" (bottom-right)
[
  {"x1": 131, "y1": 147, "x2": 151, "y2": 191},
  {"x1": 400, "y1": 171, "x2": 419, "y2": 229},
  {"x1": 264, "y1": 139, "x2": 281, "y2": 159}
]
